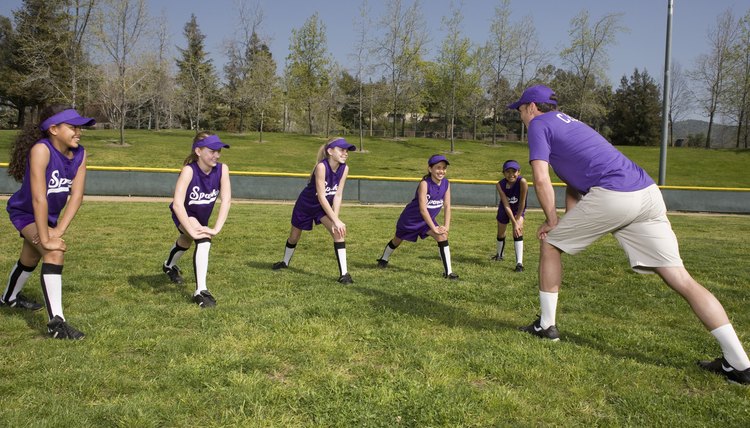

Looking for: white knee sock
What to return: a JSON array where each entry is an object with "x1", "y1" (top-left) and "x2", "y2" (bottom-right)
[
  {"x1": 41, "y1": 263, "x2": 64, "y2": 321},
  {"x1": 193, "y1": 239, "x2": 211, "y2": 295},
  {"x1": 283, "y1": 241, "x2": 296, "y2": 266},
  {"x1": 711, "y1": 324, "x2": 750, "y2": 370},
  {"x1": 539, "y1": 291, "x2": 558, "y2": 329},
  {"x1": 334, "y1": 242, "x2": 348, "y2": 276},
  {"x1": 3, "y1": 261, "x2": 35, "y2": 303},
  {"x1": 165, "y1": 241, "x2": 188, "y2": 268},
  {"x1": 438, "y1": 241, "x2": 453, "y2": 275},
  {"x1": 380, "y1": 240, "x2": 397, "y2": 261},
  {"x1": 496, "y1": 237, "x2": 505, "y2": 258},
  {"x1": 514, "y1": 237, "x2": 524, "y2": 265}
]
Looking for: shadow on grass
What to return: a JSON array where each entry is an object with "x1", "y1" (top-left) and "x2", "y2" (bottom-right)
[
  {"x1": 350, "y1": 285, "x2": 518, "y2": 332},
  {"x1": 558, "y1": 330, "x2": 685, "y2": 370},
  {"x1": 1, "y1": 307, "x2": 48, "y2": 338},
  {"x1": 127, "y1": 274, "x2": 184, "y2": 294}
]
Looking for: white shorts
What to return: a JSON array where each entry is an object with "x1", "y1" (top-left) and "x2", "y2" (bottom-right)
[{"x1": 546, "y1": 185, "x2": 683, "y2": 273}]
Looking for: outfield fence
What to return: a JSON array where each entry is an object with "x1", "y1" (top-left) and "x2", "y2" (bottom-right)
[{"x1": 1, "y1": 165, "x2": 749, "y2": 214}]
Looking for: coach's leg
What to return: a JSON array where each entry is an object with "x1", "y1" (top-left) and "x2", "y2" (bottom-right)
[
  {"x1": 538, "y1": 240, "x2": 563, "y2": 329},
  {"x1": 656, "y1": 266, "x2": 750, "y2": 370}
]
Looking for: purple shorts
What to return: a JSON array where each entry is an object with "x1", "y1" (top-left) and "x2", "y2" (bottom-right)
[
  {"x1": 291, "y1": 204, "x2": 325, "y2": 231},
  {"x1": 8, "y1": 211, "x2": 56, "y2": 237},
  {"x1": 496, "y1": 208, "x2": 525, "y2": 224}
]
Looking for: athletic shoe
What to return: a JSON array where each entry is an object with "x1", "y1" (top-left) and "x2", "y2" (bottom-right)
[
  {"x1": 193, "y1": 290, "x2": 217, "y2": 308},
  {"x1": 698, "y1": 356, "x2": 750, "y2": 385},
  {"x1": 514, "y1": 263, "x2": 524, "y2": 272},
  {"x1": 443, "y1": 272, "x2": 459, "y2": 280},
  {"x1": 47, "y1": 315, "x2": 85, "y2": 340},
  {"x1": 3, "y1": 294, "x2": 43, "y2": 311},
  {"x1": 518, "y1": 317, "x2": 560, "y2": 341},
  {"x1": 376, "y1": 258, "x2": 389, "y2": 268},
  {"x1": 272, "y1": 261, "x2": 288, "y2": 270},
  {"x1": 163, "y1": 264, "x2": 184, "y2": 284},
  {"x1": 490, "y1": 254, "x2": 504, "y2": 261},
  {"x1": 338, "y1": 273, "x2": 354, "y2": 284}
]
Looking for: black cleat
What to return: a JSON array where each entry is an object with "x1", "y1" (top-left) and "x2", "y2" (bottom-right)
[
  {"x1": 47, "y1": 315, "x2": 85, "y2": 340},
  {"x1": 338, "y1": 273, "x2": 354, "y2": 284},
  {"x1": 163, "y1": 264, "x2": 184, "y2": 284},
  {"x1": 443, "y1": 272, "x2": 459, "y2": 280},
  {"x1": 490, "y1": 254, "x2": 504, "y2": 261},
  {"x1": 272, "y1": 261, "x2": 288, "y2": 270},
  {"x1": 193, "y1": 290, "x2": 217, "y2": 308},
  {"x1": 519, "y1": 317, "x2": 560, "y2": 341},
  {"x1": 376, "y1": 258, "x2": 388, "y2": 268},
  {"x1": 514, "y1": 263, "x2": 524, "y2": 272},
  {"x1": 698, "y1": 356, "x2": 750, "y2": 385},
  {"x1": 3, "y1": 294, "x2": 43, "y2": 311}
]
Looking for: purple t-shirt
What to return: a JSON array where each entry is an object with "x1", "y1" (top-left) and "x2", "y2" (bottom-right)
[
  {"x1": 6, "y1": 139, "x2": 85, "y2": 231},
  {"x1": 395, "y1": 177, "x2": 449, "y2": 241},
  {"x1": 294, "y1": 160, "x2": 346, "y2": 214},
  {"x1": 170, "y1": 162, "x2": 223, "y2": 227},
  {"x1": 527, "y1": 111, "x2": 654, "y2": 194}
]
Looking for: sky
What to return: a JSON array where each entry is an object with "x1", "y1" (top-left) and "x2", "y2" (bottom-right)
[{"x1": 1, "y1": 0, "x2": 748, "y2": 97}]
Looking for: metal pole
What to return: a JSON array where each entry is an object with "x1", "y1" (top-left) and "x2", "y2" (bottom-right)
[{"x1": 658, "y1": 0, "x2": 674, "y2": 185}]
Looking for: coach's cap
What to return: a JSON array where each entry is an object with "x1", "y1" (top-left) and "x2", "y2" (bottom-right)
[
  {"x1": 193, "y1": 135, "x2": 229, "y2": 150},
  {"x1": 507, "y1": 85, "x2": 558, "y2": 110},
  {"x1": 503, "y1": 160, "x2": 521, "y2": 171},
  {"x1": 326, "y1": 137, "x2": 356, "y2": 151},
  {"x1": 428, "y1": 154, "x2": 449, "y2": 166},
  {"x1": 39, "y1": 109, "x2": 96, "y2": 131}
]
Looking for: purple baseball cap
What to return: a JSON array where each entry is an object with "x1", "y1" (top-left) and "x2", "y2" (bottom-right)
[
  {"x1": 39, "y1": 109, "x2": 96, "y2": 131},
  {"x1": 503, "y1": 160, "x2": 521, "y2": 171},
  {"x1": 428, "y1": 154, "x2": 449, "y2": 166},
  {"x1": 326, "y1": 138, "x2": 356, "y2": 151},
  {"x1": 192, "y1": 135, "x2": 229, "y2": 150},
  {"x1": 507, "y1": 85, "x2": 558, "y2": 110}
]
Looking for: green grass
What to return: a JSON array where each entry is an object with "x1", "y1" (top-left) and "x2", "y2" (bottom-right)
[
  {"x1": 1, "y1": 201, "x2": 749, "y2": 426},
  {"x1": 1, "y1": 129, "x2": 749, "y2": 187}
]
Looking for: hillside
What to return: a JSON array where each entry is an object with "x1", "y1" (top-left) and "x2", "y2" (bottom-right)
[{"x1": 673, "y1": 119, "x2": 743, "y2": 148}]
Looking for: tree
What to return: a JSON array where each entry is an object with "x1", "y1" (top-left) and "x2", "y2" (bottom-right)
[
  {"x1": 724, "y1": 9, "x2": 750, "y2": 148},
  {"x1": 689, "y1": 9, "x2": 738, "y2": 148},
  {"x1": 484, "y1": 0, "x2": 519, "y2": 144},
  {"x1": 435, "y1": 4, "x2": 474, "y2": 151},
  {"x1": 285, "y1": 12, "x2": 330, "y2": 134},
  {"x1": 6, "y1": 0, "x2": 77, "y2": 126},
  {"x1": 93, "y1": 0, "x2": 150, "y2": 145},
  {"x1": 560, "y1": 10, "x2": 625, "y2": 123},
  {"x1": 245, "y1": 47, "x2": 278, "y2": 141},
  {"x1": 175, "y1": 14, "x2": 218, "y2": 131},
  {"x1": 351, "y1": 0, "x2": 370, "y2": 150},
  {"x1": 609, "y1": 68, "x2": 661, "y2": 146},
  {"x1": 373, "y1": 0, "x2": 428, "y2": 138},
  {"x1": 667, "y1": 62, "x2": 691, "y2": 146}
]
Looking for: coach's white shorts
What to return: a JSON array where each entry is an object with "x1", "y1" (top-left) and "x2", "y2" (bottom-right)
[{"x1": 546, "y1": 184, "x2": 683, "y2": 273}]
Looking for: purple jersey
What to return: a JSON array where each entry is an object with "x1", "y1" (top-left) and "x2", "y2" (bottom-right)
[
  {"x1": 6, "y1": 139, "x2": 85, "y2": 231},
  {"x1": 528, "y1": 112, "x2": 654, "y2": 194},
  {"x1": 290, "y1": 160, "x2": 347, "y2": 230},
  {"x1": 171, "y1": 162, "x2": 223, "y2": 227},
  {"x1": 396, "y1": 177, "x2": 449, "y2": 241},
  {"x1": 496, "y1": 177, "x2": 526, "y2": 222}
]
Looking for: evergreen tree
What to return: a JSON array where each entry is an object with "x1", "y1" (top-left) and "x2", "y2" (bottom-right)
[
  {"x1": 609, "y1": 68, "x2": 661, "y2": 146},
  {"x1": 176, "y1": 14, "x2": 218, "y2": 131}
]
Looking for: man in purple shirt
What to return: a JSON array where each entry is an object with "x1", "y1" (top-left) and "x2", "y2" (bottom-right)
[{"x1": 509, "y1": 84, "x2": 750, "y2": 384}]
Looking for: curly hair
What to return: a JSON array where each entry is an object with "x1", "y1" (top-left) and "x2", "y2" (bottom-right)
[
  {"x1": 7, "y1": 105, "x2": 72, "y2": 182},
  {"x1": 183, "y1": 131, "x2": 212, "y2": 166}
]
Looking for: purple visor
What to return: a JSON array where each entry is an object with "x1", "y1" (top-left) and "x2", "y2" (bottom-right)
[
  {"x1": 192, "y1": 135, "x2": 230, "y2": 150},
  {"x1": 39, "y1": 109, "x2": 96, "y2": 131},
  {"x1": 326, "y1": 138, "x2": 356, "y2": 151}
]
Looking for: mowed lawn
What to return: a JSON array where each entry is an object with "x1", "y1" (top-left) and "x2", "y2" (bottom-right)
[
  {"x1": 1, "y1": 201, "x2": 749, "y2": 426},
  {"x1": 1, "y1": 129, "x2": 749, "y2": 187}
]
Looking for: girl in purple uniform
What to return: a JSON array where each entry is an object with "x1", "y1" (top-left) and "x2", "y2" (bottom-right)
[
  {"x1": 377, "y1": 154, "x2": 458, "y2": 280},
  {"x1": 272, "y1": 138, "x2": 355, "y2": 284},
  {"x1": 492, "y1": 160, "x2": 528, "y2": 272},
  {"x1": 3, "y1": 105, "x2": 95, "y2": 339},
  {"x1": 162, "y1": 133, "x2": 232, "y2": 308}
]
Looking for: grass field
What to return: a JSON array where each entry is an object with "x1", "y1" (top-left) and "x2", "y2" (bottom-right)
[
  {"x1": 1, "y1": 129, "x2": 749, "y2": 187},
  {"x1": 1, "y1": 201, "x2": 749, "y2": 426}
]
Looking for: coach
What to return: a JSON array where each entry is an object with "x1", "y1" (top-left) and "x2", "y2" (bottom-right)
[{"x1": 510, "y1": 84, "x2": 749, "y2": 384}]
